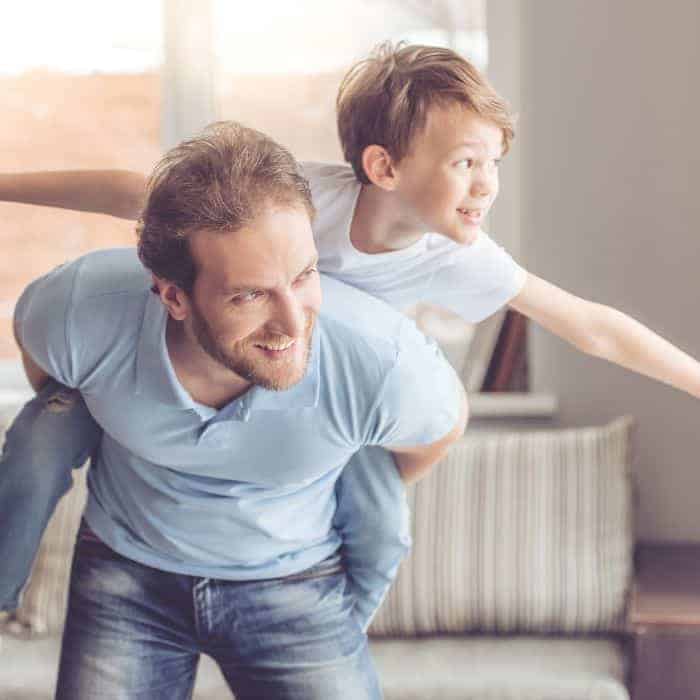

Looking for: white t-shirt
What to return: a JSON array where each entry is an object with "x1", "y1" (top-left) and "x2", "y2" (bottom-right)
[{"x1": 303, "y1": 161, "x2": 527, "y2": 323}]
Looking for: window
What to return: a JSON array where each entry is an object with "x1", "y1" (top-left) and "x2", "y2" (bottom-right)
[
  {"x1": 211, "y1": 0, "x2": 487, "y2": 162},
  {"x1": 0, "y1": 1, "x2": 163, "y2": 361}
]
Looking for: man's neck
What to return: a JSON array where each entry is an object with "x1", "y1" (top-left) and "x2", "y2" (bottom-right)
[
  {"x1": 349, "y1": 184, "x2": 425, "y2": 254},
  {"x1": 166, "y1": 318, "x2": 251, "y2": 410}
]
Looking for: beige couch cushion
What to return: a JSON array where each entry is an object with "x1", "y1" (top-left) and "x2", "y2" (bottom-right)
[
  {"x1": 369, "y1": 417, "x2": 635, "y2": 636},
  {"x1": 371, "y1": 636, "x2": 629, "y2": 700}
]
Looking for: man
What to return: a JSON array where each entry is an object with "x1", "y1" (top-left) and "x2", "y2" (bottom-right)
[{"x1": 13, "y1": 122, "x2": 466, "y2": 699}]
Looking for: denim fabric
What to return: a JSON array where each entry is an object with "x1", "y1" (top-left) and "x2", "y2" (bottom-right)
[
  {"x1": 333, "y1": 446, "x2": 411, "y2": 630},
  {"x1": 55, "y1": 523, "x2": 382, "y2": 700},
  {"x1": 0, "y1": 379, "x2": 100, "y2": 612}
]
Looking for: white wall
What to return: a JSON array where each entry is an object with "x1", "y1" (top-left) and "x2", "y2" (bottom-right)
[{"x1": 513, "y1": 0, "x2": 700, "y2": 541}]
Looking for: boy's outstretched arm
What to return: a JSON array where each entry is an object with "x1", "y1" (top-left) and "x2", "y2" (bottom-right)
[
  {"x1": 0, "y1": 170, "x2": 146, "y2": 220},
  {"x1": 509, "y1": 272, "x2": 700, "y2": 399}
]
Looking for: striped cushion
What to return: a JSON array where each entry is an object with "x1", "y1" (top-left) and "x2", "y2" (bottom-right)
[{"x1": 369, "y1": 417, "x2": 634, "y2": 636}]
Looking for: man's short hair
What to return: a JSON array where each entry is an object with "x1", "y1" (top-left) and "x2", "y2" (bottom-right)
[
  {"x1": 137, "y1": 121, "x2": 315, "y2": 293},
  {"x1": 336, "y1": 42, "x2": 516, "y2": 184}
]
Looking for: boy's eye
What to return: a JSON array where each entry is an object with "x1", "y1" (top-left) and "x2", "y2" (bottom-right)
[
  {"x1": 456, "y1": 158, "x2": 474, "y2": 169},
  {"x1": 231, "y1": 290, "x2": 265, "y2": 305}
]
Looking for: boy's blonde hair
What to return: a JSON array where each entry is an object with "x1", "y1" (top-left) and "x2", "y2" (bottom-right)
[{"x1": 336, "y1": 42, "x2": 516, "y2": 184}]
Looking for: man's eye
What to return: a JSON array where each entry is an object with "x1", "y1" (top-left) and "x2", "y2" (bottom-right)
[
  {"x1": 456, "y1": 158, "x2": 474, "y2": 169},
  {"x1": 493, "y1": 158, "x2": 502, "y2": 168},
  {"x1": 295, "y1": 267, "x2": 318, "y2": 284},
  {"x1": 232, "y1": 290, "x2": 264, "y2": 305}
]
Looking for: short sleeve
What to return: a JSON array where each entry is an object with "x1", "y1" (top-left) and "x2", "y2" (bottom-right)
[
  {"x1": 13, "y1": 261, "x2": 81, "y2": 388},
  {"x1": 364, "y1": 319, "x2": 463, "y2": 448},
  {"x1": 423, "y1": 233, "x2": 527, "y2": 323}
]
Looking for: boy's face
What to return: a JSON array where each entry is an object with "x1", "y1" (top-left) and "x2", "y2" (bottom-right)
[{"x1": 393, "y1": 103, "x2": 503, "y2": 245}]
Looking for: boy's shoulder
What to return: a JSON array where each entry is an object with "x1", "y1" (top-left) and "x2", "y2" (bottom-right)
[
  {"x1": 301, "y1": 161, "x2": 359, "y2": 212},
  {"x1": 301, "y1": 160, "x2": 356, "y2": 186}
]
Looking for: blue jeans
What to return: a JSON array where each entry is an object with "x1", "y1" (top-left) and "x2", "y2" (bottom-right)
[
  {"x1": 0, "y1": 379, "x2": 101, "y2": 611},
  {"x1": 55, "y1": 522, "x2": 382, "y2": 699},
  {"x1": 0, "y1": 380, "x2": 410, "y2": 628}
]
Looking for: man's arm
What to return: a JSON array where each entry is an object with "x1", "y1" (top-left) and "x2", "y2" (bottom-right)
[
  {"x1": 389, "y1": 385, "x2": 469, "y2": 484},
  {"x1": 509, "y1": 272, "x2": 700, "y2": 399},
  {"x1": 0, "y1": 170, "x2": 146, "y2": 220}
]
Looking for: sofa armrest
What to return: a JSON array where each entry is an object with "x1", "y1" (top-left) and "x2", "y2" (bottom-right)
[
  {"x1": 628, "y1": 543, "x2": 700, "y2": 628},
  {"x1": 627, "y1": 543, "x2": 700, "y2": 700}
]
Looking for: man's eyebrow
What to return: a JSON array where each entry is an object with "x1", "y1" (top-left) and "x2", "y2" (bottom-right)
[
  {"x1": 220, "y1": 256, "x2": 319, "y2": 295},
  {"x1": 298, "y1": 254, "x2": 319, "y2": 274}
]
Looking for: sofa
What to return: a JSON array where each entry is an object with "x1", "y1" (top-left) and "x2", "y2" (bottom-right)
[{"x1": 1, "y1": 413, "x2": 636, "y2": 699}]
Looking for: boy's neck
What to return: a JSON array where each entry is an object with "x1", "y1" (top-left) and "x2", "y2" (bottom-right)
[{"x1": 349, "y1": 184, "x2": 425, "y2": 254}]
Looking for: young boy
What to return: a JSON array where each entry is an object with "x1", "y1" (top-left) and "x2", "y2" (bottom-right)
[{"x1": 2, "y1": 43, "x2": 700, "y2": 632}]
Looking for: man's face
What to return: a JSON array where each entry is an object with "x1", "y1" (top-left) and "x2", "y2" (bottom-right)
[
  {"x1": 392, "y1": 103, "x2": 503, "y2": 245},
  {"x1": 185, "y1": 204, "x2": 321, "y2": 392}
]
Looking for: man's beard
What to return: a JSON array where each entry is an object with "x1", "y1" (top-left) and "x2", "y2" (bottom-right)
[{"x1": 190, "y1": 304, "x2": 315, "y2": 391}]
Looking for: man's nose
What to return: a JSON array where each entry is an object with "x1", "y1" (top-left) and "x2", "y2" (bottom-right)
[{"x1": 273, "y1": 293, "x2": 306, "y2": 338}]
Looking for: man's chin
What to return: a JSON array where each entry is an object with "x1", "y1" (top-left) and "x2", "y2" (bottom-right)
[
  {"x1": 249, "y1": 364, "x2": 308, "y2": 392},
  {"x1": 236, "y1": 345, "x2": 311, "y2": 392}
]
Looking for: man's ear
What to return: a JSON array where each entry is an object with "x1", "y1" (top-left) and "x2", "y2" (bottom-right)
[
  {"x1": 152, "y1": 274, "x2": 190, "y2": 321},
  {"x1": 361, "y1": 145, "x2": 399, "y2": 190}
]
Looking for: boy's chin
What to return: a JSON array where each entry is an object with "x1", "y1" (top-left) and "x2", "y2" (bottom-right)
[{"x1": 443, "y1": 227, "x2": 480, "y2": 246}]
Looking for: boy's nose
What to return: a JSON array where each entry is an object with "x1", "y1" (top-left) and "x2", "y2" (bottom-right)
[{"x1": 471, "y1": 171, "x2": 496, "y2": 199}]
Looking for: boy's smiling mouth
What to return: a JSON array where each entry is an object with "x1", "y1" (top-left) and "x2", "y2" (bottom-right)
[{"x1": 457, "y1": 208, "x2": 485, "y2": 226}]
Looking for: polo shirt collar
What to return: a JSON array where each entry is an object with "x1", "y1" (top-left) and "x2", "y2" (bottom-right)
[{"x1": 135, "y1": 291, "x2": 321, "y2": 419}]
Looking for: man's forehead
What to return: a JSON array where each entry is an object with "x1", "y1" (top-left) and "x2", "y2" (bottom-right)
[{"x1": 190, "y1": 217, "x2": 317, "y2": 291}]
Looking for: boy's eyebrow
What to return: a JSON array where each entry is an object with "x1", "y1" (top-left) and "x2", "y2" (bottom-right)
[
  {"x1": 448, "y1": 140, "x2": 489, "y2": 153},
  {"x1": 447, "y1": 141, "x2": 503, "y2": 158}
]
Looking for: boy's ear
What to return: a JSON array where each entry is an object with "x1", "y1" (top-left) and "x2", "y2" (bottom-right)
[
  {"x1": 152, "y1": 274, "x2": 190, "y2": 321},
  {"x1": 361, "y1": 145, "x2": 399, "y2": 190}
]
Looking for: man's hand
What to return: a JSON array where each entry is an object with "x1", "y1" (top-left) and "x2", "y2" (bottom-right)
[{"x1": 389, "y1": 384, "x2": 469, "y2": 484}]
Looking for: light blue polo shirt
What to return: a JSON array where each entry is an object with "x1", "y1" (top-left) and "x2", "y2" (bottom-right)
[{"x1": 15, "y1": 248, "x2": 460, "y2": 580}]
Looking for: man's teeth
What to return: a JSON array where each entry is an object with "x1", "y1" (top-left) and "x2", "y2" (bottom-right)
[{"x1": 256, "y1": 341, "x2": 294, "y2": 350}]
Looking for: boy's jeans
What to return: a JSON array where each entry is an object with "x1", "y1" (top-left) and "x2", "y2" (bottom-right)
[
  {"x1": 0, "y1": 379, "x2": 411, "y2": 630},
  {"x1": 0, "y1": 380, "x2": 101, "y2": 612},
  {"x1": 55, "y1": 522, "x2": 382, "y2": 699}
]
